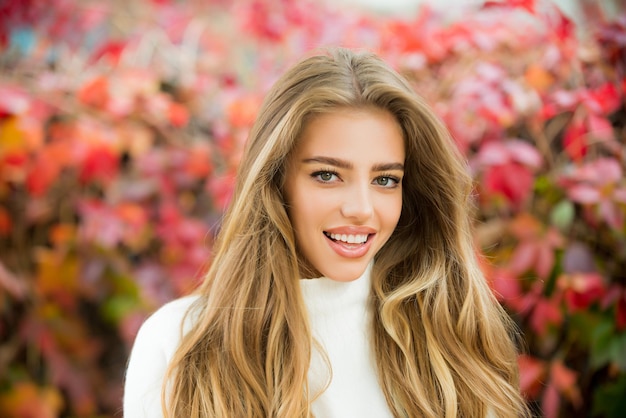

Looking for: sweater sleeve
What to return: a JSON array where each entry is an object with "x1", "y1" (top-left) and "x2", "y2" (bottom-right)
[{"x1": 123, "y1": 295, "x2": 198, "y2": 418}]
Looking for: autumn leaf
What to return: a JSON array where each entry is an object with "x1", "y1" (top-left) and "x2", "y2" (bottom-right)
[
  {"x1": 518, "y1": 354, "x2": 546, "y2": 399},
  {"x1": 25, "y1": 155, "x2": 60, "y2": 197},
  {"x1": 524, "y1": 64, "x2": 554, "y2": 93},
  {"x1": 0, "y1": 381, "x2": 64, "y2": 418},
  {"x1": 77, "y1": 76, "x2": 110, "y2": 109},
  {"x1": 0, "y1": 206, "x2": 11, "y2": 236},
  {"x1": 78, "y1": 145, "x2": 119, "y2": 185},
  {"x1": 559, "y1": 273, "x2": 606, "y2": 312},
  {"x1": 562, "y1": 118, "x2": 587, "y2": 161}
]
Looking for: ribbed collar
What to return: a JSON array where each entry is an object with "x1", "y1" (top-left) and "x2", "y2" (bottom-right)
[{"x1": 299, "y1": 264, "x2": 372, "y2": 316}]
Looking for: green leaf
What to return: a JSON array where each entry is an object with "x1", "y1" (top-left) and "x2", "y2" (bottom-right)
[
  {"x1": 550, "y1": 200, "x2": 575, "y2": 231},
  {"x1": 591, "y1": 320, "x2": 626, "y2": 371},
  {"x1": 612, "y1": 333, "x2": 626, "y2": 371},
  {"x1": 592, "y1": 374, "x2": 626, "y2": 418},
  {"x1": 591, "y1": 319, "x2": 616, "y2": 370},
  {"x1": 100, "y1": 295, "x2": 138, "y2": 325}
]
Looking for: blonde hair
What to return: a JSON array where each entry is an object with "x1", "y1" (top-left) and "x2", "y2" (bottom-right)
[{"x1": 164, "y1": 48, "x2": 530, "y2": 417}]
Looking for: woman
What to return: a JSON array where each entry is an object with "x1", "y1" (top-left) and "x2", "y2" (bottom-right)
[{"x1": 124, "y1": 48, "x2": 530, "y2": 417}]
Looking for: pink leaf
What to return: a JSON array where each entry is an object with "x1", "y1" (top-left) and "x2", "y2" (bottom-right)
[
  {"x1": 586, "y1": 114, "x2": 615, "y2": 141},
  {"x1": 599, "y1": 199, "x2": 623, "y2": 229},
  {"x1": 509, "y1": 241, "x2": 536, "y2": 276},
  {"x1": 491, "y1": 269, "x2": 523, "y2": 307},
  {"x1": 536, "y1": 243, "x2": 555, "y2": 279},
  {"x1": 507, "y1": 139, "x2": 543, "y2": 169},
  {"x1": 542, "y1": 383, "x2": 560, "y2": 418},
  {"x1": 567, "y1": 185, "x2": 601, "y2": 204}
]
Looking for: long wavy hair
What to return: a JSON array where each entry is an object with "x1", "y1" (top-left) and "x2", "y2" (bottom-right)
[{"x1": 164, "y1": 48, "x2": 530, "y2": 418}]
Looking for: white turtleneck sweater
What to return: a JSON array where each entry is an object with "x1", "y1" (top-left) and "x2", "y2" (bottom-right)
[{"x1": 123, "y1": 266, "x2": 393, "y2": 417}]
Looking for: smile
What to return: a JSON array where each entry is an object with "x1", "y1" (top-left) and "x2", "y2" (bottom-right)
[{"x1": 324, "y1": 232, "x2": 369, "y2": 244}]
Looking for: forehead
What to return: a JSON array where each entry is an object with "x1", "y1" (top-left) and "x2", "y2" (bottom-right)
[{"x1": 292, "y1": 107, "x2": 405, "y2": 161}]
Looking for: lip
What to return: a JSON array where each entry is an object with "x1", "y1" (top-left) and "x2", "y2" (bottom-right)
[
  {"x1": 323, "y1": 226, "x2": 376, "y2": 259},
  {"x1": 325, "y1": 226, "x2": 377, "y2": 235}
]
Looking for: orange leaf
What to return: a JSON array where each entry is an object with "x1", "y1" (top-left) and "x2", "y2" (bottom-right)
[
  {"x1": 0, "y1": 381, "x2": 63, "y2": 418},
  {"x1": 185, "y1": 144, "x2": 213, "y2": 178},
  {"x1": 49, "y1": 223, "x2": 76, "y2": 247},
  {"x1": 0, "y1": 116, "x2": 27, "y2": 155},
  {"x1": 227, "y1": 96, "x2": 261, "y2": 128},
  {"x1": 35, "y1": 249, "x2": 80, "y2": 304},
  {"x1": 168, "y1": 102, "x2": 189, "y2": 127},
  {"x1": 509, "y1": 213, "x2": 542, "y2": 240},
  {"x1": 525, "y1": 64, "x2": 554, "y2": 93},
  {"x1": 77, "y1": 76, "x2": 110, "y2": 108}
]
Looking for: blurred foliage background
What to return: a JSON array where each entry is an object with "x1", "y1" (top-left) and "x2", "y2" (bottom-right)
[{"x1": 0, "y1": 0, "x2": 625, "y2": 416}]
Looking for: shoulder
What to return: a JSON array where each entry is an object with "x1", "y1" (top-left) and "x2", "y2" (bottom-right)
[
  {"x1": 124, "y1": 294, "x2": 200, "y2": 417},
  {"x1": 133, "y1": 294, "x2": 200, "y2": 357}
]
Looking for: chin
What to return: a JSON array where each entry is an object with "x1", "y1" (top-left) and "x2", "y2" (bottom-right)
[{"x1": 322, "y1": 263, "x2": 371, "y2": 282}]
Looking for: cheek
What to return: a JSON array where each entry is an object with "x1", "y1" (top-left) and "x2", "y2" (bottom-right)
[{"x1": 385, "y1": 194, "x2": 404, "y2": 232}]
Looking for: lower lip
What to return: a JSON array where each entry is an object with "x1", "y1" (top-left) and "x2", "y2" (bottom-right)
[{"x1": 325, "y1": 234, "x2": 374, "y2": 258}]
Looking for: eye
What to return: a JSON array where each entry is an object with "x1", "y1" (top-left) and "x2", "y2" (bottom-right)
[
  {"x1": 312, "y1": 171, "x2": 339, "y2": 183},
  {"x1": 374, "y1": 176, "x2": 400, "y2": 188}
]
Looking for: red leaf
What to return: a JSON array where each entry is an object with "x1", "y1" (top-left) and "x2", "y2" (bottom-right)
[
  {"x1": 550, "y1": 8, "x2": 574, "y2": 43},
  {"x1": 0, "y1": 206, "x2": 11, "y2": 236},
  {"x1": 89, "y1": 40, "x2": 126, "y2": 65},
  {"x1": 518, "y1": 355, "x2": 546, "y2": 398},
  {"x1": 530, "y1": 298, "x2": 563, "y2": 336},
  {"x1": 78, "y1": 146, "x2": 119, "y2": 185},
  {"x1": 483, "y1": 162, "x2": 534, "y2": 207},
  {"x1": 561, "y1": 273, "x2": 606, "y2": 311},
  {"x1": 26, "y1": 155, "x2": 60, "y2": 197},
  {"x1": 562, "y1": 119, "x2": 587, "y2": 161},
  {"x1": 581, "y1": 82, "x2": 621, "y2": 115}
]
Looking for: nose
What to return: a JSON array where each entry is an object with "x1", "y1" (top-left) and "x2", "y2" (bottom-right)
[{"x1": 340, "y1": 183, "x2": 374, "y2": 221}]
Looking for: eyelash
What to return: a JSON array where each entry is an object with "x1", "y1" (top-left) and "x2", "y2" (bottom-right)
[
  {"x1": 310, "y1": 170, "x2": 401, "y2": 188},
  {"x1": 311, "y1": 170, "x2": 340, "y2": 183}
]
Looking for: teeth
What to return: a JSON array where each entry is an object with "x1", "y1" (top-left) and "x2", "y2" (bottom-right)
[{"x1": 327, "y1": 232, "x2": 368, "y2": 244}]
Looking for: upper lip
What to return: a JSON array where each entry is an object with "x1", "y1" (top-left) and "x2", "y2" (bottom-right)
[{"x1": 324, "y1": 226, "x2": 376, "y2": 235}]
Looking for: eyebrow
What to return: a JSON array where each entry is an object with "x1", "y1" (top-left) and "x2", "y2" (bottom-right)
[{"x1": 302, "y1": 156, "x2": 404, "y2": 172}]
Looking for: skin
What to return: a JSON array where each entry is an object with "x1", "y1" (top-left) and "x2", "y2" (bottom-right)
[{"x1": 283, "y1": 107, "x2": 405, "y2": 282}]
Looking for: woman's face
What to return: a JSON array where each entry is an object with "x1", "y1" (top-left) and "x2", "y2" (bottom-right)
[{"x1": 284, "y1": 107, "x2": 405, "y2": 282}]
